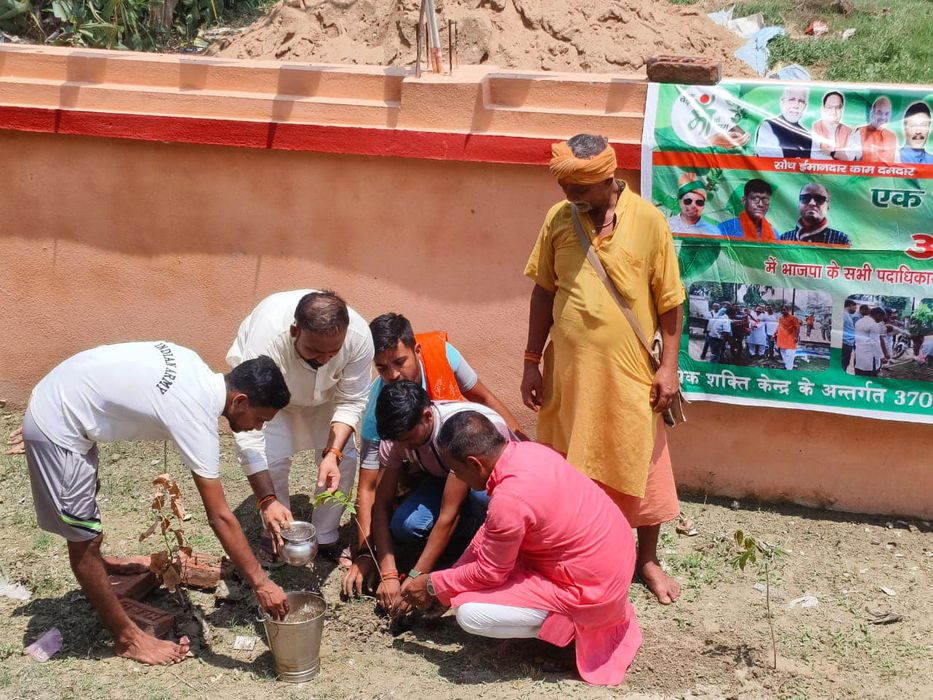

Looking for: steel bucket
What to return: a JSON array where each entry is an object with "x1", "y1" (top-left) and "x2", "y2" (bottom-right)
[{"x1": 260, "y1": 591, "x2": 326, "y2": 683}]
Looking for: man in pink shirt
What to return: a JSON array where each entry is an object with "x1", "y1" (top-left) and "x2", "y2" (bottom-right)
[{"x1": 400, "y1": 411, "x2": 642, "y2": 686}]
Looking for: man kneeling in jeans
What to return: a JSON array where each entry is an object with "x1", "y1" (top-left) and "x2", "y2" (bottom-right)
[{"x1": 368, "y1": 381, "x2": 512, "y2": 618}]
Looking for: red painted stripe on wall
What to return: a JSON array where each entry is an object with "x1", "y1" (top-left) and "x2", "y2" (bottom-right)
[{"x1": 0, "y1": 105, "x2": 641, "y2": 169}]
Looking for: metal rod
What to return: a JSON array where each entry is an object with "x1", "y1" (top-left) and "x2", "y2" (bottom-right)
[
  {"x1": 447, "y1": 19, "x2": 453, "y2": 74},
  {"x1": 423, "y1": 22, "x2": 429, "y2": 72},
  {"x1": 415, "y1": 23, "x2": 423, "y2": 77},
  {"x1": 453, "y1": 21, "x2": 458, "y2": 69},
  {"x1": 425, "y1": 0, "x2": 442, "y2": 73}
]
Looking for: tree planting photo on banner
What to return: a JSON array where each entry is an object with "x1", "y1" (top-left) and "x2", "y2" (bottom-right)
[{"x1": 641, "y1": 80, "x2": 933, "y2": 424}]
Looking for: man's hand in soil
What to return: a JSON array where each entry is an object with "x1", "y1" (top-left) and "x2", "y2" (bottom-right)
[
  {"x1": 377, "y1": 577, "x2": 401, "y2": 613},
  {"x1": 261, "y1": 499, "x2": 294, "y2": 553},
  {"x1": 400, "y1": 573, "x2": 432, "y2": 610},
  {"x1": 255, "y1": 576, "x2": 289, "y2": 619},
  {"x1": 317, "y1": 451, "x2": 341, "y2": 493},
  {"x1": 342, "y1": 556, "x2": 377, "y2": 598}
]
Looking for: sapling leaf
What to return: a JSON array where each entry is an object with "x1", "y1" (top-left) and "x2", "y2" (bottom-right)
[
  {"x1": 734, "y1": 530, "x2": 745, "y2": 546},
  {"x1": 160, "y1": 515, "x2": 171, "y2": 533}
]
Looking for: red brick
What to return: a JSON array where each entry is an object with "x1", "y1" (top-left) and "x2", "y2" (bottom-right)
[
  {"x1": 121, "y1": 599, "x2": 176, "y2": 639},
  {"x1": 109, "y1": 571, "x2": 159, "y2": 600},
  {"x1": 646, "y1": 55, "x2": 721, "y2": 85}
]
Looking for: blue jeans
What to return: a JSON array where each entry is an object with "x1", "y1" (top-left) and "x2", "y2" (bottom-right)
[{"x1": 390, "y1": 475, "x2": 489, "y2": 545}]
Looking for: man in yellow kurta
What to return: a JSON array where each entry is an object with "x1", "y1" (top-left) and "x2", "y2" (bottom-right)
[{"x1": 521, "y1": 133, "x2": 686, "y2": 604}]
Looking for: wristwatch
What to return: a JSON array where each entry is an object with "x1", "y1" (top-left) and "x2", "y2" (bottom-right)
[{"x1": 426, "y1": 574, "x2": 436, "y2": 598}]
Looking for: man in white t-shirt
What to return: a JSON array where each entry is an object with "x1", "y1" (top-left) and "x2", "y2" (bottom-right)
[
  {"x1": 227, "y1": 290, "x2": 374, "y2": 562},
  {"x1": 23, "y1": 342, "x2": 291, "y2": 666},
  {"x1": 854, "y1": 307, "x2": 890, "y2": 376}
]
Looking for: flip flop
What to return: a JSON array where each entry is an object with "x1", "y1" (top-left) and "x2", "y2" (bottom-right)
[
  {"x1": 317, "y1": 542, "x2": 352, "y2": 568},
  {"x1": 256, "y1": 537, "x2": 284, "y2": 569}
]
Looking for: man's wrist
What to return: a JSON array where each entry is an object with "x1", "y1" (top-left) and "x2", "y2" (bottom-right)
[{"x1": 426, "y1": 574, "x2": 437, "y2": 598}]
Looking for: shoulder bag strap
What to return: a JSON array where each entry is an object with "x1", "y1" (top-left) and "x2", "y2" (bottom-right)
[{"x1": 570, "y1": 206, "x2": 657, "y2": 366}]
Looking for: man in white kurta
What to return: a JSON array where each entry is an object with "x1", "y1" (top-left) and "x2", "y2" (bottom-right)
[{"x1": 227, "y1": 290, "x2": 374, "y2": 551}]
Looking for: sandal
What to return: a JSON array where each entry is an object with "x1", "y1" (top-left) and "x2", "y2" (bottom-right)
[
  {"x1": 317, "y1": 541, "x2": 352, "y2": 568},
  {"x1": 256, "y1": 537, "x2": 284, "y2": 569}
]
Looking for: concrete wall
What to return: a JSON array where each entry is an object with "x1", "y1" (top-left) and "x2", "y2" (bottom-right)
[{"x1": 1, "y1": 46, "x2": 929, "y2": 519}]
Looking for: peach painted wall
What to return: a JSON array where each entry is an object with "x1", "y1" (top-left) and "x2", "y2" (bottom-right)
[{"x1": 1, "y1": 46, "x2": 929, "y2": 519}]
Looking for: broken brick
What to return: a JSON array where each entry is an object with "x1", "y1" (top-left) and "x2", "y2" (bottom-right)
[
  {"x1": 109, "y1": 571, "x2": 159, "y2": 601},
  {"x1": 646, "y1": 55, "x2": 721, "y2": 85}
]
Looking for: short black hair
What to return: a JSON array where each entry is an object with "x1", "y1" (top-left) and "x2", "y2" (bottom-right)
[
  {"x1": 375, "y1": 381, "x2": 430, "y2": 440},
  {"x1": 294, "y1": 290, "x2": 349, "y2": 335},
  {"x1": 904, "y1": 101, "x2": 931, "y2": 120},
  {"x1": 226, "y1": 356, "x2": 290, "y2": 409},
  {"x1": 844, "y1": 298, "x2": 857, "y2": 308},
  {"x1": 744, "y1": 178, "x2": 772, "y2": 197},
  {"x1": 822, "y1": 90, "x2": 844, "y2": 107},
  {"x1": 370, "y1": 313, "x2": 416, "y2": 356},
  {"x1": 437, "y1": 411, "x2": 507, "y2": 462},
  {"x1": 870, "y1": 306, "x2": 886, "y2": 319},
  {"x1": 725, "y1": 307, "x2": 737, "y2": 319},
  {"x1": 567, "y1": 133, "x2": 609, "y2": 158}
]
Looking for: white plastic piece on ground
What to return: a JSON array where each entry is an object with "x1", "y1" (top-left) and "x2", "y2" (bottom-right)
[
  {"x1": 0, "y1": 577, "x2": 31, "y2": 602},
  {"x1": 233, "y1": 635, "x2": 257, "y2": 651},
  {"x1": 788, "y1": 595, "x2": 820, "y2": 608}
]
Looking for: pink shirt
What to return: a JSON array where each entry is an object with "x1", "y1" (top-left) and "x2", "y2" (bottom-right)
[{"x1": 431, "y1": 441, "x2": 642, "y2": 686}]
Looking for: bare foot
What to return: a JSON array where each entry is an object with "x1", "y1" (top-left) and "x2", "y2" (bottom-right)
[
  {"x1": 115, "y1": 632, "x2": 190, "y2": 665},
  {"x1": 638, "y1": 559, "x2": 681, "y2": 605}
]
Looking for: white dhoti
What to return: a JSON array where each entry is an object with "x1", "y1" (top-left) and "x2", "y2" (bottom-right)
[{"x1": 235, "y1": 404, "x2": 358, "y2": 545}]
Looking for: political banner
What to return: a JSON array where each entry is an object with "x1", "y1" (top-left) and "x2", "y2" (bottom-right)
[{"x1": 641, "y1": 80, "x2": 933, "y2": 424}]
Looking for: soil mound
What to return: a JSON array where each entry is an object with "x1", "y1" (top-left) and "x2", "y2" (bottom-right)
[{"x1": 208, "y1": 0, "x2": 753, "y2": 76}]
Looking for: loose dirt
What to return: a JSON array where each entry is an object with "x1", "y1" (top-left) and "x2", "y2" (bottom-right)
[
  {"x1": 0, "y1": 411, "x2": 930, "y2": 699},
  {"x1": 208, "y1": 0, "x2": 754, "y2": 77}
]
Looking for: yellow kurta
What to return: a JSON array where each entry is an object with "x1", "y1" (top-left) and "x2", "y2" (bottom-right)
[{"x1": 524, "y1": 184, "x2": 685, "y2": 498}]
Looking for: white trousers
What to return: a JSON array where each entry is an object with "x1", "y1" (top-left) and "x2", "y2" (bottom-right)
[
  {"x1": 780, "y1": 348, "x2": 796, "y2": 370},
  {"x1": 455, "y1": 603, "x2": 549, "y2": 639},
  {"x1": 235, "y1": 404, "x2": 358, "y2": 546},
  {"x1": 267, "y1": 443, "x2": 358, "y2": 546}
]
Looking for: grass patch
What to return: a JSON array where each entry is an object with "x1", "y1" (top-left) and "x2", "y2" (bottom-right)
[{"x1": 730, "y1": 0, "x2": 933, "y2": 83}]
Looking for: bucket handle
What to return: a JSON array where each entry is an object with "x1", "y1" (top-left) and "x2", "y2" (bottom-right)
[{"x1": 258, "y1": 607, "x2": 279, "y2": 643}]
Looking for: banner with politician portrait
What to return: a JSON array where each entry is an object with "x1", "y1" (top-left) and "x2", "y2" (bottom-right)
[{"x1": 641, "y1": 80, "x2": 933, "y2": 424}]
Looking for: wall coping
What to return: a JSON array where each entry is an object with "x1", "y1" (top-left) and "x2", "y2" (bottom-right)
[{"x1": 0, "y1": 44, "x2": 651, "y2": 166}]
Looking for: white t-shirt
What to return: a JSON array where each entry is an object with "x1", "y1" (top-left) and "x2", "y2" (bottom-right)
[
  {"x1": 854, "y1": 316, "x2": 886, "y2": 372},
  {"x1": 28, "y1": 342, "x2": 226, "y2": 478}
]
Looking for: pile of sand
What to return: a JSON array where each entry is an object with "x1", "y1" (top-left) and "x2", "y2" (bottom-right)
[{"x1": 208, "y1": 0, "x2": 753, "y2": 76}]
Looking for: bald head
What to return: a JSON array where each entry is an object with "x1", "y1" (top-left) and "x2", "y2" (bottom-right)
[{"x1": 870, "y1": 97, "x2": 892, "y2": 129}]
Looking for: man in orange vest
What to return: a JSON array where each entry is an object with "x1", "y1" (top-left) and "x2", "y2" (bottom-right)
[
  {"x1": 342, "y1": 313, "x2": 522, "y2": 596},
  {"x1": 855, "y1": 96, "x2": 897, "y2": 163}
]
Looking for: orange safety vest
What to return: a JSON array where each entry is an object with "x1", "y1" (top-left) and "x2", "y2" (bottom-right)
[{"x1": 415, "y1": 331, "x2": 464, "y2": 401}]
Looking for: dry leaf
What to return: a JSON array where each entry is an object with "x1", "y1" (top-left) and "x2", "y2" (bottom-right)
[
  {"x1": 162, "y1": 564, "x2": 181, "y2": 592},
  {"x1": 160, "y1": 515, "x2": 171, "y2": 534},
  {"x1": 138, "y1": 520, "x2": 158, "y2": 542},
  {"x1": 170, "y1": 494, "x2": 186, "y2": 521},
  {"x1": 173, "y1": 529, "x2": 186, "y2": 548},
  {"x1": 150, "y1": 495, "x2": 165, "y2": 511},
  {"x1": 149, "y1": 551, "x2": 169, "y2": 574}
]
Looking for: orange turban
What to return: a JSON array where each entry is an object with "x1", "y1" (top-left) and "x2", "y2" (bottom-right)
[{"x1": 548, "y1": 140, "x2": 617, "y2": 184}]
